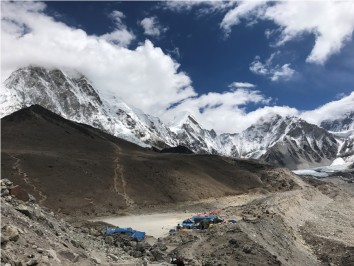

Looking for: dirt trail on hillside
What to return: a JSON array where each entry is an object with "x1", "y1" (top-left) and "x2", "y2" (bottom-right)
[
  {"x1": 9, "y1": 153, "x2": 47, "y2": 204},
  {"x1": 112, "y1": 144, "x2": 136, "y2": 209}
]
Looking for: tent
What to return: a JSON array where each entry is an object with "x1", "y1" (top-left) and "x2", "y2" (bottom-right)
[{"x1": 104, "y1": 227, "x2": 145, "y2": 241}]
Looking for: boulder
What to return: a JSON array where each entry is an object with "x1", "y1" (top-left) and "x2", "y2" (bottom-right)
[
  {"x1": 228, "y1": 239, "x2": 239, "y2": 247},
  {"x1": 46, "y1": 249, "x2": 60, "y2": 263},
  {"x1": 25, "y1": 258, "x2": 38, "y2": 266},
  {"x1": 1, "y1": 188, "x2": 10, "y2": 197},
  {"x1": 104, "y1": 236, "x2": 114, "y2": 245},
  {"x1": 15, "y1": 204, "x2": 33, "y2": 219},
  {"x1": 3, "y1": 225, "x2": 20, "y2": 242},
  {"x1": 150, "y1": 248, "x2": 164, "y2": 261},
  {"x1": 59, "y1": 250, "x2": 79, "y2": 262},
  {"x1": 28, "y1": 194, "x2": 37, "y2": 203}
]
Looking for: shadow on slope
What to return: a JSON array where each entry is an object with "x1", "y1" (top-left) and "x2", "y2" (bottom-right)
[{"x1": 2, "y1": 105, "x2": 298, "y2": 217}]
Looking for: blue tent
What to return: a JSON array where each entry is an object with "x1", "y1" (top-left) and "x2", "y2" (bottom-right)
[
  {"x1": 192, "y1": 215, "x2": 217, "y2": 223},
  {"x1": 105, "y1": 227, "x2": 145, "y2": 241},
  {"x1": 182, "y1": 219, "x2": 194, "y2": 228},
  {"x1": 105, "y1": 227, "x2": 134, "y2": 235},
  {"x1": 131, "y1": 231, "x2": 146, "y2": 241}
]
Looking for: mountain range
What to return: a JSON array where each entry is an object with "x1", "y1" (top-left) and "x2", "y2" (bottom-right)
[{"x1": 1, "y1": 66, "x2": 353, "y2": 170}]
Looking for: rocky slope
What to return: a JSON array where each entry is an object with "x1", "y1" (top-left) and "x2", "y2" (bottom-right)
[
  {"x1": 1, "y1": 178, "x2": 141, "y2": 266},
  {"x1": 3, "y1": 169, "x2": 354, "y2": 266}
]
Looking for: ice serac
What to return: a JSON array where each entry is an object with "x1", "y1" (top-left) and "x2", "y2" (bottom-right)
[{"x1": 1, "y1": 66, "x2": 177, "y2": 148}]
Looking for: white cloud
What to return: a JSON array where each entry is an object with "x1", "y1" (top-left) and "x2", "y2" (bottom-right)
[
  {"x1": 264, "y1": 1, "x2": 354, "y2": 64},
  {"x1": 100, "y1": 10, "x2": 135, "y2": 47},
  {"x1": 220, "y1": 1, "x2": 267, "y2": 36},
  {"x1": 270, "y1": 64, "x2": 295, "y2": 82},
  {"x1": 140, "y1": 16, "x2": 167, "y2": 37},
  {"x1": 249, "y1": 54, "x2": 295, "y2": 81},
  {"x1": 163, "y1": 88, "x2": 279, "y2": 133},
  {"x1": 301, "y1": 92, "x2": 354, "y2": 126},
  {"x1": 162, "y1": 1, "x2": 236, "y2": 14},
  {"x1": 228, "y1": 82, "x2": 256, "y2": 88},
  {"x1": 1, "y1": 1, "x2": 195, "y2": 117},
  {"x1": 220, "y1": 1, "x2": 354, "y2": 64}
]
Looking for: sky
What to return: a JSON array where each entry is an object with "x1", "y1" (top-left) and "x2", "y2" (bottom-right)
[{"x1": 1, "y1": 1, "x2": 354, "y2": 133}]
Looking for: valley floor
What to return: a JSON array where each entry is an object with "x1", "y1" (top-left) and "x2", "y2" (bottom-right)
[{"x1": 2, "y1": 172, "x2": 354, "y2": 266}]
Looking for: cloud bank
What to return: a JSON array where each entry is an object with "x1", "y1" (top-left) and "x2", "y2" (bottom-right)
[{"x1": 301, "y1": 92, "x2": 354, "y2": 126}]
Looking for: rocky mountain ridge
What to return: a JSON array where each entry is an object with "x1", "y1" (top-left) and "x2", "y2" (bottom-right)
[
  {"x1": 320, "y1": 111, "x2": 354, "y2": 132},
  {"x1": 1, "y1": 66, "x2": 353, "y2": 169}
]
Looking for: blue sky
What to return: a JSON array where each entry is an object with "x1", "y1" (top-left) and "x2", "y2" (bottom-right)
[
  {"x1": 44, "y1": 1, "x2": 354, "y2": 111},
  {"x1": 2, "y1": 1, "x2": 354, "y2": 133}
]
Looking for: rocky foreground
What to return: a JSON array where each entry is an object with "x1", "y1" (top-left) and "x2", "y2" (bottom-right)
[{"x1": 2, "y1": 169, "x2": 354, "y2": 266}]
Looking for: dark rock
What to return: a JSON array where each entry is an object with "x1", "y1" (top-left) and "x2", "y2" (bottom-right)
[
  {"x1": 160, "y1": 145, "x2": 194, "y2": 154},
  {"x1": 242, "y1": 245, "x2": 256, "y2": 255},
  {"x1": 228, "y1": 239, "x2": 239, "y2": 247},
  {"x1": 157, "y1": 242, "x2": 167, "y2": 251},
  {"x1": 1, "y1": 188, "x2": 10, "y2": 197},
  {"x1": 136, "y1": 243, "x2": 145, "y2": 252},
  {"x1": 1, "y1": 235, "x2": 9, "y2": 245},
  {"x1": 133, "y1": 251, "x2": 143, "y2": 258},
  {"x1": 15, "y1": 204, "x2": 33, "y2": 219},
  {"x1": 104, "y1": 236, "x2": 114, "y2": 245},
  {"x1": 34, "y1": 228, "x2": 43, "y2": 236},
  {"x1": 150, "y1": 249, "x2": 164, "y2": 261},
  {"x1": 70, "y1": 239, "x2": 81, "y2": 248}
]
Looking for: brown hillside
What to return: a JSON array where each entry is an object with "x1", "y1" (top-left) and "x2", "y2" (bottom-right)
[{"x1": 1, "y1": 105, "x2": 297, "y2": 216}]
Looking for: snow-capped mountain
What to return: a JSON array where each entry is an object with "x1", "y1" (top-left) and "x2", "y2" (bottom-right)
[
  {"x1": 1, "y1": 66, "x2": 353, "y2": 170},
  {"x1": 0, "y1": 66, "x2": 177, "y2": 148},
  {"x1": 169, "y1": 112, "x2": 221, "y2": 154},
  {"x1": 220, "y1": 114, "x2": 289, "y2": 159},
  {"x1": 320, "y1": 111, "x2": 354, "y2": 132},
  {"x1": 319, "y1": 111, "x2": 354, "y2": 163},
  {"x1": 218, "y1": 114, "x2": 339, "y2": 169},
  {"x1": 259, "y1": 116, "x2": 339, "y2": 169}
]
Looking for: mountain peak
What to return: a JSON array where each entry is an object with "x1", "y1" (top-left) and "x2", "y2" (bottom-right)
[
  {"x1": 1, "y1": 66, "x2": 178, "y2": 148},
  {"x1": 169, "y1": 111, "x2": 200, "y2": 130}
]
